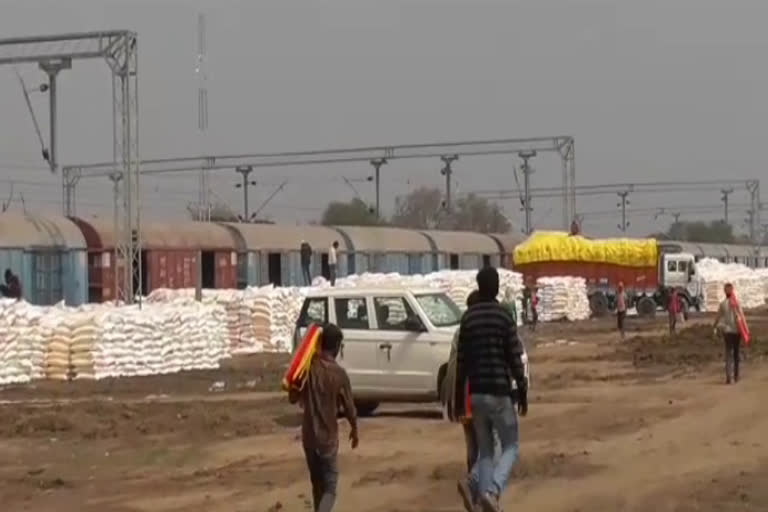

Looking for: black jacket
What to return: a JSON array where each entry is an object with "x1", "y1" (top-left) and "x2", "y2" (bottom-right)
[{"x1": 454, "y1": 299, "x2": 526, "y2": 415}]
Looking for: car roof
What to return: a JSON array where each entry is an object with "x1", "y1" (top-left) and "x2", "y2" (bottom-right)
[{"x1": 304, "y1": 287, "x2": 443, "y2": 298}]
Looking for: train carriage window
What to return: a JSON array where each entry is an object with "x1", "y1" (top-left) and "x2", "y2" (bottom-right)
[
  {"x1": 677, "y1": 261, "x2": 687, "y2": 274},
  {"x1": 482, "y1": 254, "x2": 491, "y2": 268},
  {"x1": 667, "y1": 260, "x2": 678, "y2": 272}
]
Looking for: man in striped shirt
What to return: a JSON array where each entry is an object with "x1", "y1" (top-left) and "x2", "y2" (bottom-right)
[{"x1": 454, "y1": 267, "x2": 528, "y2": 512}]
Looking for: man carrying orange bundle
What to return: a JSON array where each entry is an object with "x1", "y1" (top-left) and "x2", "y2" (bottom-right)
[
  {"x1": 289, "y1": 323, "x2": 358, "y2": 512},
  {"x1": 713, "y1": 283, "x2": 750, "y2": 385}
]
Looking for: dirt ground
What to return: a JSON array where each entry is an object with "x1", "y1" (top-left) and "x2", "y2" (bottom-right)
[{"x1": 1, "y1": 309, "x2": 767, "y2": 512}]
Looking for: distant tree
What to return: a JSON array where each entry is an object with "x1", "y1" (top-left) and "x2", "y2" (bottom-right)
[
  {"x1": 186, "y1": 201, "x2": 240, "y2": 222},
  {"x1": 321, "y1": 198, "x2": 380, "y2": 226},
  {"x1": 664, "y1": 220, "x2": 736, "y2": 244},
  {"x1": 452, "y1": 193, "x2": 511, "y2": 233},
  {"x1": 391, "y1": 187, "x2": 446, "y2": 229},
  {"x1": 391, "y1": 187, "x2": 511, "y2": 233}
]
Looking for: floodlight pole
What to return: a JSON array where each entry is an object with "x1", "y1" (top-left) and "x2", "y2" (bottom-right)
[
  {"x1": 39, "y1": 58, "x2": 71, "y2": 174},
  {"x1": 518, "y1": 150, "x2": 537, "y2": 234},
  {"x1": 370, "y1": 158, "x2": 387, "y2": 218}
]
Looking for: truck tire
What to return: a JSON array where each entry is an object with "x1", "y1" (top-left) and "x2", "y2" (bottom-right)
[
  {"x1": 637, "y1": 296, "x2": 657, "y2": 319},
  {"x1": 590, "y1": 292, "x2": 609, "y2": 317},
  {"x1": 354, "y1": 401, "x2": 379, "y2": 417}
]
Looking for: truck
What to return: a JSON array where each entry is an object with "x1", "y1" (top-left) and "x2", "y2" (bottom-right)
[{"x1": 513, "y1": 232, "x2": 703, "y2": 319}]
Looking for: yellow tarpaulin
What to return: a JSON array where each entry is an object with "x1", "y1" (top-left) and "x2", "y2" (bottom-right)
[{"x1": 513, "y1": 231, "x2": 658, "y2": 267}]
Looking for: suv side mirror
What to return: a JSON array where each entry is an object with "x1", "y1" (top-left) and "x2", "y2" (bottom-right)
[{"x1": 405, "y1": 316, "x2": 425, "y2": 332}]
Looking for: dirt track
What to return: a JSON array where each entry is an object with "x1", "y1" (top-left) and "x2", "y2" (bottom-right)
[{"x1": 1, "y1": 310, "x2": 767, "y2": 511}]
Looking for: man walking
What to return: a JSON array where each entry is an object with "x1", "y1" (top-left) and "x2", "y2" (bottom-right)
[
  {"x1": 301, "y1": 240, "x2": 313, "y2": 286},
  {"x1": 328, "y1": 241, "x2": 339, "y2": 287},
  {"x1": 455, "y1": 267, "x2": 528, "y2": 512},
  {"x1": 616, "y1": 282, "x2": 627, "y2": 340},
  {"x1": 713, "y1": 283, "x2": 749, "y2": 384},
  {"x1": 289, "y1": 323, "x2": 358, "y2": 511}
]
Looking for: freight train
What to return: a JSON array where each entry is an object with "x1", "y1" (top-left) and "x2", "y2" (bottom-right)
[{"x1": 0, "y1": 212, "x2": 764, "y2": 307}]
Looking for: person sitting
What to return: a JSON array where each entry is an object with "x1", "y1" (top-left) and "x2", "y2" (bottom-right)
[{"x1": 0, "y1": 269, "x2": 21, "y2": 299}]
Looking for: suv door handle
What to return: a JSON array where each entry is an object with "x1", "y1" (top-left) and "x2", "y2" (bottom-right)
[{"x1": 378, "y1": 343, "x2": 392, "y2": 349}]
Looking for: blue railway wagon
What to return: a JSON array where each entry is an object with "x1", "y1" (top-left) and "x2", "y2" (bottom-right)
[
  {"x1": 0, "y1": 213, "x2": 87, "y2": 306},
  {"x1": 422, "y1": 230, "x2": 505, "y2": 270},
  {"x1": 224, "y1": 223, "x2": 348, "y2": 287},
  {"x1": 334, "y1": 226, "x2": 433, "y2": 275}
]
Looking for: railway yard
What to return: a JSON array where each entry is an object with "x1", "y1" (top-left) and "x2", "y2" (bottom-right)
[{"x1": 1, "y1": 309, "x2": 766, "y2": 512}]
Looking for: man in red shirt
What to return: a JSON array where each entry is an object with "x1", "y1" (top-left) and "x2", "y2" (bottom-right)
[{"x1": 667, "y1": 288, "x2": 680, "y2": 337}]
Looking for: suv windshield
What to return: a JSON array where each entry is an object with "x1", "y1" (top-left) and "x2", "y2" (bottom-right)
[{"x1": 414, "y1": 293, "x2": 462, "y2": 327}]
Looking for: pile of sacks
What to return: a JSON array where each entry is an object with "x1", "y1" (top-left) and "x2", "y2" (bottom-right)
[
  {"x1": 0, "y1": 299, "x2": 47, "y2": 385},
  {"x1": 697, "y1": 258, "x2": 766, "y2": 312},
  {"x1": 535, "y1": 276, "x2": 591, "y2": 322},
  {"x1": 0, "y1": 299, "x2": 230, "y2": 385},
  {"x1": 147, "y1": 286, "x2": 306, "y2": 354}
]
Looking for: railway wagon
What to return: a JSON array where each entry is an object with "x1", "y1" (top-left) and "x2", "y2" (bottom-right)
[
  {"x1": 0, "y1": 212, "x2": 87, "y2": 306},
  {"x1": 71, "y1": 217, "x2": 238, "y2": 301},
  {"x1": 223, "y1": 223, "x2": 348, "y2": 287}
]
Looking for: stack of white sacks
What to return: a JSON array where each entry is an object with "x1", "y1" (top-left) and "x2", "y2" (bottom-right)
[
  {"x1": 147, "y1": 286, "x2": 306, "y2": 354},
  {"x1": 535, "y1": 276, "x2": 591, "y2": 322},
  {"x1": 697, "y1": 258, "x2": 766, "y2": 312},
  {"x1": 0, "y1": 299, "x2": 47, "y2": 385},
  {"x1": 0, "y1": 298, "x2": 230, "y2": 385}
]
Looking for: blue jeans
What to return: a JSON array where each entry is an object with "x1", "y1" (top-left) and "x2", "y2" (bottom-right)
[
  {"x1": 471, "y1": 393, "x2": 520, "y2": 497},
  {"x1": 468, "y1": 428, "x2": 501, "y2": 501}
]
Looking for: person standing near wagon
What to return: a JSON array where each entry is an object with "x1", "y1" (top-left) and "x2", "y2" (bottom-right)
[
  {"x1": 301, "y1": 240, "x2": 313, "y2": 286},
  {"x1": 0, "y1": 269, "x2": 22, "y2": 299},
  {"x1": 328, "y1": 241, "x2": 339, "y2": 287}
]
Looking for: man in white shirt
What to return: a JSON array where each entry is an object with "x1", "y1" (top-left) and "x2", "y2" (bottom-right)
[{"x1": 328, "y1": 241, "x2": 339, "y2": 287}]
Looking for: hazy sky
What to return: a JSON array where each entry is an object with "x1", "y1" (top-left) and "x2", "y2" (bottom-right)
[{"x1": 0, "y1": 0, "x2": 765, "y2": 236}]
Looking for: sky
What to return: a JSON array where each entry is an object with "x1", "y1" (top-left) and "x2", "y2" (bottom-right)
[{"x1": 0, "y1": 0, "x2": 766, "y2": 237}]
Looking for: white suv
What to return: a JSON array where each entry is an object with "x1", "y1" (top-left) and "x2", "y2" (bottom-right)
[{"x1": 294, "y1": 287, "x2": 529, "y2": 416}]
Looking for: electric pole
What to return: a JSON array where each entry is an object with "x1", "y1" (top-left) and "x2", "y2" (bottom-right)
[
  {"x1": 38, "y1": 58, "x2": 71, "y2": 174},
  {"x1": 235, "y1": 165, "x2": 255, "y2": 221},
  {"x1": 720, "y1": 187, "x2": 734, "y2": 224},
  {"x1": 617, "y1": 191, "x2": 630, "y2": 232},
  {"x1": 370, "y1": 158, "x2": 387, "y2": 218},
  {"x1": 440, "y1": 155, "x2": 458, "y2": 212},
  {"x1": 518, "y1": 150, "x2": 537, "y2": 234}
]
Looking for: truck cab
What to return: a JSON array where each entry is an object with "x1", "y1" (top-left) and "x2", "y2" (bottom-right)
[{"x1": 660, "y1": 252, "x2": 702, "y2": 311}]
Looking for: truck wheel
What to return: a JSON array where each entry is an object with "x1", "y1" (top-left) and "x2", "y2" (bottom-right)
[
  {"x1": 354, "y1": 401, "x2": 379, "y2": 417},
  {"x1": 637, "y1": 296, "x2": 657, "y2": 319},
  {"x1": 590, "y1": 292, "x2": 609, "y2": 317}
]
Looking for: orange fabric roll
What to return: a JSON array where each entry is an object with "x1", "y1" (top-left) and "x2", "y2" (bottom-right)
[{"x1": 282, "y1": 324, "x2": 322, "y2": 392}]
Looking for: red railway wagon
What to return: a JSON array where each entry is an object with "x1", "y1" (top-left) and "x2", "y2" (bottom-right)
[{"x1": 70, "y1": 218, "x2": 238, "y2": 302}]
